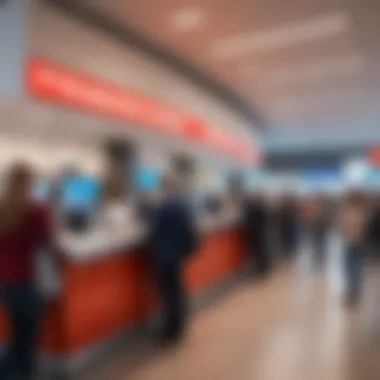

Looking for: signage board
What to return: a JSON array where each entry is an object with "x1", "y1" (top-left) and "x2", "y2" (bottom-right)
[{"x1": 26, "y1": 57, "x2": 257, "y2": 162}]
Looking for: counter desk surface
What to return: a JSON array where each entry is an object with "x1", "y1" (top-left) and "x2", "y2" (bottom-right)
[
  {"x1": 59, "y1": 211, "x2": 242, "y2": 262},
  {"x1": 1, "y1": 210, "x2": 246, "y2": 365}
]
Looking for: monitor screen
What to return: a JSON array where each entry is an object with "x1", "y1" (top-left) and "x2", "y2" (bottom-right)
[
  {"x1": 60, "y1": 176, "x2": 101, "y2": 212},
  {"x1": 135, "y1": 166, "x2": 160, "y2": 192},
  {"x1": 300, "y1": 166, "x2": 341, "y2": 191}
]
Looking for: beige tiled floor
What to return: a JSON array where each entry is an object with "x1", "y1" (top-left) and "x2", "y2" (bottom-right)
[{"x1": 83, "y1": 244, "x2": 380, "y2": 380}]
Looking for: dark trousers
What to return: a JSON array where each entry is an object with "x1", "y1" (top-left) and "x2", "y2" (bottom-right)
[
  {"x1": 249, "y1": 236, "x2": 269, "y2": 275},
  {"x1": 0, "y1": 285, "x2": 42, "y2": 380},
  {"x1": 344, "y1": 245, "x2": 363, "y2": 301},
  {"x1": 281, "y1": 227, "x2": 297, "y2": 257},
  {"x1": 156, "y1": 261, "x2": 186, "y2": 338}
]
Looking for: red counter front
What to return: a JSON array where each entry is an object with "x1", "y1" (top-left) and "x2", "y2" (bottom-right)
[{"x1": 0, "y1": 227, "x2": 245, "y2": 358}]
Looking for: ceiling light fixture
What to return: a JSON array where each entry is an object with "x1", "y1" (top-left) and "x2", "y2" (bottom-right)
[{"x1": 213, "y1": 11, "x2": 351, "y2": 60}]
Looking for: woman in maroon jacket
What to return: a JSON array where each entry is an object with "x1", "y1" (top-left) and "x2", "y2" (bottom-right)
[{"x1": 0, "y1": 162, "x2": 61, "y2": 380}]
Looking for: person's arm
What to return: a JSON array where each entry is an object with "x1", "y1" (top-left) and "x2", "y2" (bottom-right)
[
  {"x1": 364, "y1": 209, "x2": 376, "y2": 245},
  {"x1": 39, "y1": 206, "x2": 67, "y2": 269},
  {"x1": 146, "y1": 202, "x2": 164, "y2": 250}
]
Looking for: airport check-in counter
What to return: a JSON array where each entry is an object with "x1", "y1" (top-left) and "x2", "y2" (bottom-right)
[
  {"x1": 0, "y1": 203, "x2": 247, "y2": 372},
  {"x1": 0, "y1": 47, "x2": 258, "y2": 374}
]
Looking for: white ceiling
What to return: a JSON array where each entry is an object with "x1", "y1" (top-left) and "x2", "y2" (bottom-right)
[{"x1": 79, "y1": 0, "x2": 380, "y2": 147}]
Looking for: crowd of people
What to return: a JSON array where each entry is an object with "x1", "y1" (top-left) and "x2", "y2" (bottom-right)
[
  {"x1": 0, "y1": 161, "x2": 379, "y2": 379},
  {"x1": 242, "y1": 189, "x2": 380, "y2": 308}
]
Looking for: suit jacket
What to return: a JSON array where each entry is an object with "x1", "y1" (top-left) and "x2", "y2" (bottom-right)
[
  {"x1": 148, "y1": 195, "x2": 197, "y2": 265},
  {"x1": 243, "y1": 199, "x2": 267, "y2": 242}
]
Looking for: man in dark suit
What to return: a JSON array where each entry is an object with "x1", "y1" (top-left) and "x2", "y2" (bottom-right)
[
  {"x1": 366, "y1": 194, "x2": 380, "y2": 259},
  {"x1": 243, "y1": 192, "x2": 270, "y2": 277},
  {"x1": 148, "y1": 174, "x2": 197, "y2": 343},
  {"x1": 278, "y1": 195, "x2": 299, "y2": 259}
]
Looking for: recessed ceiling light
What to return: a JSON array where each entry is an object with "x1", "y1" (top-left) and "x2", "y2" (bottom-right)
[
  {"x1": 213, "y1": 11, "x2": 351, "y2": 60},
  {"x1": 170, "y1": 7, "x2": 205, "y2": 32}
]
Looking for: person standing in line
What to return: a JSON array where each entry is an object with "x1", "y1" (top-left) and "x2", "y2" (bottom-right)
[
  {"x1": 268, "y1": 193, "x2": 283, "y2": 263},
  {"x1": 0, "y1": 162, "x2": 64, "y2": 380},
  {"x1": 339, "y1": 191, "x2": 367, "y2": 307},
  {"x1": 243, "y1": 191, "x2": 270, "y2": 277},
  {"x1": 278, "y1": 194, "x2": 299, "y2": 259},
  {"x1": 308, "y1": 195, "x2": 329, "y2": 266},
  {"x1": 148, "y1": 174, "x2": 197, "y2": 343},
  {"x1": 365, "y1": 193, "x2": 380, "y2": 260}
]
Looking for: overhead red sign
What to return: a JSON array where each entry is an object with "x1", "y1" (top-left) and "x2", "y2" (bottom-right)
[{"x1": 26, "y1": 57, "x2": 257, "y2": 162}]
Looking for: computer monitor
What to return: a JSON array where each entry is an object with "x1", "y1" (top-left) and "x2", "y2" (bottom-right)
[
  {"x1": 135, "y1": 166, "x2": 160, "y2": 192},
  {"x1": 60, "y1": 176, "x2": 101, "y2": 212},
  {"x1": 60, "y1": 175, "x2": 101, "y2": 232}
]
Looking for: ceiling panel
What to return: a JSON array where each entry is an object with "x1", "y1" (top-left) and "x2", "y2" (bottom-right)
[{"x1": 70, "y1": 0, "x2": 379, "y2": 145}]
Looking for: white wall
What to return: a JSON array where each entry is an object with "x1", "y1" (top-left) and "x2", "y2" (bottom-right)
[
  {"x1": 0, "y1": 100, "x2": 104, "y2": 174},
  {"x1": 0, "y1": 135, "x2": 102, "y2": 174},
  {"x1": 29, "y1": 1, "x2": 258, "y2": 148}
]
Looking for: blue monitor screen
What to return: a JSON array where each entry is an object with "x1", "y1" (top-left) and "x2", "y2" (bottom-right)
[
  {"x1": 300, "y1": 167, "x2": 341, "y2": 185},
  {"x1": 61, "y1": 176, "x2": 101, "y2": 211},
  {"x1": 135, "y1": 167, "x2": 160, "y2": 192}
]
